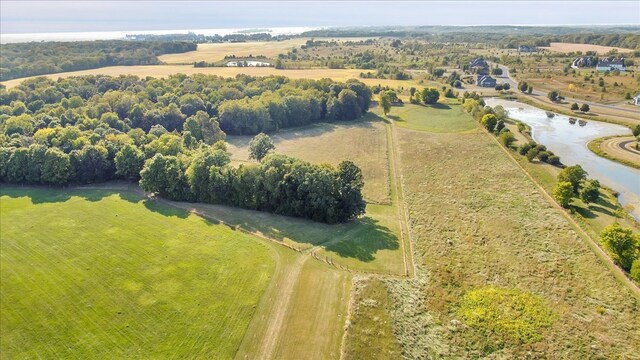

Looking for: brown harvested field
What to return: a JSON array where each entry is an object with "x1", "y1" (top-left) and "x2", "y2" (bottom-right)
[
  {"x1": 1, "y1": 65, "x2": 424, "y2": 91},
  {"x1": 158, "y1": 38, "x2": 308, "y2": 64},
  {"x1": 386, "y1": 119, "x2": 640, "y2": 357},
  {"x1": 226, "y1": 117, "x2": 391, "y2": 204},
  {"x1": 540, "y1": 42, "x2": 634, "y2": 54},
  {"x1": 0, "y1": 66, "x2": 361, "y2": 89}
]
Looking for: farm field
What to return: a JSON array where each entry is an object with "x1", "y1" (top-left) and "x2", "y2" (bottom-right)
[
  {"x1": 0, "y1": 186, "x2": 276, "y2": 359},
  {"x1": 158, "y1": 38, "x2": 309, "y2": 64},
  {"x1": 540, "y1": 42, "x2": 634, "y2": 54},
  {"x1": 1, "y1": 65, "x2": 424, "y2": 91},
  {"x1": 387, "y1": 110, "x2": 640, "y2": 357}
]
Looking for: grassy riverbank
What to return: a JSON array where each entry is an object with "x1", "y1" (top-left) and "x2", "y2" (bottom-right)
[{"x1": 588, "y1": 136, "x2": 640, "y2": 170}]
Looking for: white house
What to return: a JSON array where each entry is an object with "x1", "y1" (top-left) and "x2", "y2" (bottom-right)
[
  {"x1": 226, "y1": 60, "x2": 271, "y2": 67},
  {"x1": 596, "y1": 57, "x2": 625, "y2": 72},
  {"x1": 633, "y1": 93, "x2": 640, "y2": 106}
]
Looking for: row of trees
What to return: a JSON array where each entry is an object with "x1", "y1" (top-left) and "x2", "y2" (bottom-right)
[
  {"x1": 0, "y1": 142, "x2": 144, "y2": 185},
  {"x1": 139, "y1": 144, "x2": 366, "y2": 223},
  {"x1": 551, "y1": 165, "x2": 639, "y2": 282},
  {"x1": 0, "y1": 40, "x2": 197, "y2": 81}
]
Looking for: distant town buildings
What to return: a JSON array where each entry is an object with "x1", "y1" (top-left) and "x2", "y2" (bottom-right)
[
  {"x1": 571, "y1": 56, "x2": 597, "y2": 69},
  {"x1": 476, "y1": 75, "x2": 497, "y2": 87},
  {"x1": 518, "y1": 45, "x2": 536, "y2": 53},
  {"x1": 469, "y1": 58, "x2": 489, "y2": 75},
  {"x1": 596, "y1": 57, "x2": 625, "y2": 72}
]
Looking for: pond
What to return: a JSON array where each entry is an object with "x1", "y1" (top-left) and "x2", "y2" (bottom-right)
[{"x1": 485, "y1": 98, "x2": 640, "y2": 221}]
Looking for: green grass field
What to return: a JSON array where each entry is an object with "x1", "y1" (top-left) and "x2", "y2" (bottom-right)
[
  {"x1": 0, "y1": 187, "x2": 276, "y2": 359},
  {"x1": 386, "y1": 103, "x2": 478, "y2": 133}
]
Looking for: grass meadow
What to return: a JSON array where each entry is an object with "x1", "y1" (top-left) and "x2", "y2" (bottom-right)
[
  {"x1": 225, "y1": 115, "x2": 408, "y2": 275},
  {"x1": 227, "y1": 116, "x2": 391, "y2": 204},
  {"x1": 390, "y1": 114, "x2": 640, "y2": 357},
  {"x1": 386, "y1": 103, "x2": 478, "y2": 134},
  {"x1": 343, "y1": 277, "x2": 401, "y2": 360},
  {"x1": 0, "y1": 186, "x2": 276, "y2": 358}
]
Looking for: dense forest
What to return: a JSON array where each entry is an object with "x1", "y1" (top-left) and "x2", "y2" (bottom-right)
[
  {"x1": 301, "y1": 27, "x2": 640, "y2": 49},
  {"x1": 0, "y1": 40, "x2": 197, "y2": 81},
  {"x1": 0, "y1": 74, "x2": 371, "y2": 222}
]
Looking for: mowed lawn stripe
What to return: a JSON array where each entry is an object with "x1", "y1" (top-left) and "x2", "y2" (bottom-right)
[{"x1": 0, "y1": 187, "x2": 276, "y2": 359}]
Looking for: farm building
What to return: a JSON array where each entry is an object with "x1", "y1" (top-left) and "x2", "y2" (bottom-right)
[
  {"x1": 596, "y1": 57, "x2": 625, "y2": 72},
  {"x1": 226, "y1": 60, "x2": 271, "y2": 67},
  {"x1": 571, "y1": 56, "x2": 596, "y2": 69},
  {"x1": 634, "y1": 93, "x2": 640, "y2": 106},
  {"x1": 518, "y1": 45, "x2": 536, "y2": 53},
  {"x1": 469, "y1": 58, "x2": 489, "y2": 75},
  {"x1": 476, "y1": 75, "x2": 497, "y2": 87}
]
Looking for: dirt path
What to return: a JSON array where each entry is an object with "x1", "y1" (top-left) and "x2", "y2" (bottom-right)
[
  {"x1": 386, "y1": 122, "x2": 416, "y2": 277},
  {"x1": 252, "y1": 255, "x2": 308, "y2": 359}
]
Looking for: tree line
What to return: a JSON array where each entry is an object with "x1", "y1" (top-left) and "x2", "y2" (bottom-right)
[
  {"x1": 0, "y1": 74, "x2": 371, "y2": 223},
  {"x1": 0, "y1": 40, "x2": 197, "y2": 81},
  {"x1": 140, "y1": 144, "x2": 366, "y2": 223}
]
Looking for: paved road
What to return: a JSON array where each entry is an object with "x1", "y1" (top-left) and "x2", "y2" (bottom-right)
[{"x1": 494, "y1": 63, "x2": 640, "y2": 116}]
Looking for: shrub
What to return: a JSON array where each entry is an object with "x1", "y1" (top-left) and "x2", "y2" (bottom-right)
[
  {"x1": 600, "y1": 224, "x2": 638, "y2": 271},
  {"x1": 553, "y1": 181, "x2": 574, "y2": 208},
  {"x1": 481, "y1": 114, "x2": 498, "y2": 132},
  {"x1": 547, "y1": 155, "x2": 561, "y2": 165},
  {"x1": 526, "y1": 147, "x2": 540, "y2": 162},
  {"x1": 518, "y1": 141, "x2": 536, "y2": 156},
  {"x1": 537, "y1": 151, "x2": 551, "y2": 163},
  {"x1": 579, "y1": 179, "x2": 600, "y2": 204},
  {"x1": 499, "y1": 131, "x2": 516, "y2": 147}
]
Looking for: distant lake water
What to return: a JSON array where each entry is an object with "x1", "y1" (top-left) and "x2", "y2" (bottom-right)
[
  {"x1": 485, "y1": 98, "x2": 640, "y2": 221},
  {"x1": 0, "y1": 27, "x2": 321, "y2": 44}
]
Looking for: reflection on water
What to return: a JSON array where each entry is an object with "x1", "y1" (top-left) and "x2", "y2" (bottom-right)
[{"x1": 485, "y1": 98, "x2": 639, "y2": 221}]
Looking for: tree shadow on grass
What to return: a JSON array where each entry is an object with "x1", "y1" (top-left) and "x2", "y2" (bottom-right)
[
  {"x1": 1, "y1": 184, "x2": 145, "y2": 206},
  {"x1": 430, "y1": 103, "x2": 452, "y2": 110},
  {"x1": 324, "y1": 216, "x2": 399, "y2": 262},
  {"x1": 573, "y1": 195, "x2": 619, "y2": 219},
  {"x1": 142, "y1": 199, "x2": 190, "y2": 219},
  {"x1": 1, "y1": 185, "x2": 73, "y2": 204}
]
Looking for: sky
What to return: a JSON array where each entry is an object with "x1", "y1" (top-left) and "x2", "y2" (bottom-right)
[{"x1": 1, "y1": 1, "x2": 639, "y2": 34}]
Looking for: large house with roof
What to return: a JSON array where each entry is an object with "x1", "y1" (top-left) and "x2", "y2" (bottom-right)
[
  {"x1": 571, "y1": 56, "x2": 596, "y2": 69},
  {"x1": 596, "y1": 57, "x2": 625, "y2": 72},
  {"x1": 476, "y1": 75, "x2": 497, "y2": 88},
  {"x1": 469, "y1": 58, "x2": 489, "y2": 75},
  {"x1": 634, "y1": 93, "x2": 640, "y2": 106}
]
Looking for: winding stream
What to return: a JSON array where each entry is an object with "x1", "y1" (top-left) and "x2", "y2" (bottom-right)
[{"x1": 485, "y1": 98, "x2": 640, "y2": 221}]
